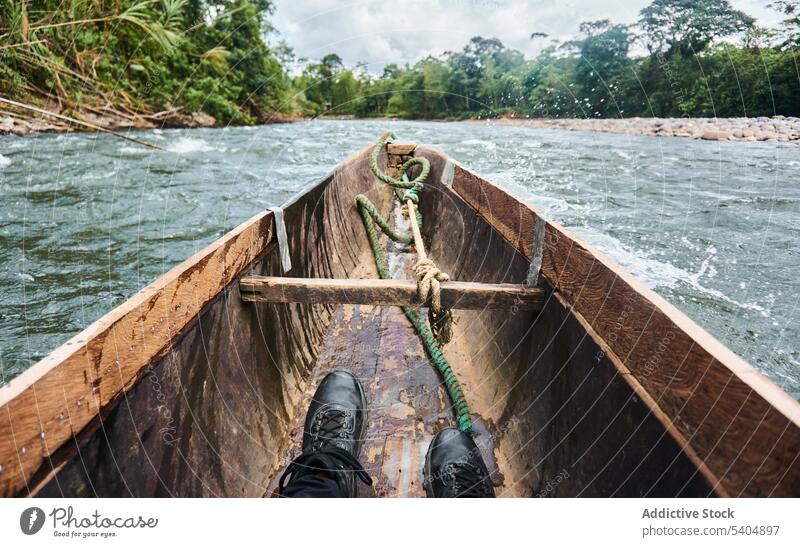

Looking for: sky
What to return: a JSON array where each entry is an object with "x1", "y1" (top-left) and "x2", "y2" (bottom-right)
[{"x1": 272, "y1": 0, "x2": 783, "y2": 71}]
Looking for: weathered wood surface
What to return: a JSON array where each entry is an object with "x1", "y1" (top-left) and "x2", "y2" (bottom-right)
[
  {"x1": 261, "y1": 229, "x2": 501, "y2": 497},
  {"x1": 415, "y1": 153, "x2": 711, "y2": 496},
  {"x1": 239, "y1": 276, "x2": 545, "y2": 310},
  {"x1": 415, "y1": 145, "x2": 800, "y2": 497},
  {"x1": 386, "y1": 143, "x2": 416, "y2": 156},
  {"x1": 34, "y1": 145, "x2": 395, "y2": 497}
]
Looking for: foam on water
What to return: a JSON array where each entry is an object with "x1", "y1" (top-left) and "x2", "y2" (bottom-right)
[
  {"x1": 526, "y1": 194, "x2": 595, "y2": 217},
  {"x1": 575, "y1": 229, "x2": 771, "y2": 318},
  {"x1": 0, "y1": 154, "x2": 11, "y2": 167},
  {"x1": 462, "y1": 138, "x2": 497, "y2": 150},
  {"x1": 574, "y1": 229, "x2": 690, "y2": 290},
  {"x1": 169, "y1": 137, "x2": 214, "y2": 154},
  {"x1": 117, "y1": 145, "x2": 149, "y2": 155}
]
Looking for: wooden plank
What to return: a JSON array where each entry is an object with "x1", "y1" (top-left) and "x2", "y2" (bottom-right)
[
  {"x1": 415, "y1": 145, "x2": 800, "y2": 497},
  {"x1": 239, "y1": 276, "x2": 545, "y2": 310},
  {"x1": 387, "y1": 143, "x2": 416, "y2": 156},
  {"x1": 0, "y1": 209, "x2": 277, "y2": 496}
]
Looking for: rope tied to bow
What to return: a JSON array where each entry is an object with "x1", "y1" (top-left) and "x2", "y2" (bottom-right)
[{"x1": 355, "y1": 132, "x2": 471, "y2": 434}]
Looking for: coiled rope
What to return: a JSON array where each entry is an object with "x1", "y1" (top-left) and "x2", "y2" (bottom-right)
[{"x1": 356, "y1": 132, "x2": 471, "y2": 435}]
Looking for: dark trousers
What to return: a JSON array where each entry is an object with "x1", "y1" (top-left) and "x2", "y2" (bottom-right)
[{"x1": 282, "y1": 474, "x2": 345, "y2": 498}]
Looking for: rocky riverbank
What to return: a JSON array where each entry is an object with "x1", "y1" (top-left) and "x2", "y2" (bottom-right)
[
  {"x1": 0, "y1": 103, "x2": 296, "y2": 136},
  {"x1": 0, "y1": 103, "x2": 221, "y2": 135},
  {"x1": 480, "y1": 116, "x2": 800, "y2": 143},
  {"x1": 5, "y1": 108, "x2": 800, "y2": 144}
]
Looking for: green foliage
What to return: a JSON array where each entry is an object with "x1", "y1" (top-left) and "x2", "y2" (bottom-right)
[
  {"x1": 1, "y1": 0, "x2": 798, "y2": 124},
  {"x1": 294, "y1": 0, "x2": 798, "y2": 120},
  {"x1": 769, "y1": 0, "x2": 800, "y2": 47},
  {"x1": 639, "y1": 0, "x2": 754, "y2": 56},
  {"x1": 565, "y1": 20, "x2": 634, "y2": 117},
  {"x1": 0, "y1": 0, "x2": 293, "y2": 124}
]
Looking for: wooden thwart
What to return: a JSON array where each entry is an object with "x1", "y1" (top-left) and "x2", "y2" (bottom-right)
[{"x1": 239, "y1": 276, "x2": 545, "y2": 310}]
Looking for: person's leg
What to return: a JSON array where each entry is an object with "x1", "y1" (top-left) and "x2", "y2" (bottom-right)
[
  {"x1": 278, "y1": 370, "x2": 372, "y2": 498},
  {"x1": 423, "y1": 427, "x2": 495, "y2": 498},
  {"x1": 280, "y1": 474, "x2": 344, "y2": 498}
]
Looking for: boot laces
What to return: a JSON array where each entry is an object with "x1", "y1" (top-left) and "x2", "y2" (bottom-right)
[
  {"x1": 310, "y1": 406, "x2": 355, "y2": 451},
  {"x1": 442, "y1": 459, "x2": 492, "y2": 497}
]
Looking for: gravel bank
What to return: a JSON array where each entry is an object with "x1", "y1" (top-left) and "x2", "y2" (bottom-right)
[
  {"x1": 480, "y1": 116, "x2": 800, "y2": 143},
  {"x1": 0, "y1": 108, "x2": 216, "y2": 135}
]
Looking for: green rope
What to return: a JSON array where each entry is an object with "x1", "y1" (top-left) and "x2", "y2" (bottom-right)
[
  {"x1": 355, "y1": 195, "x2": 413, "y2": 245},
  {"x1": 355, "y1": 134, "x2": 473, "y2": 435},
  {"x1": 368, "y1": 132, "x2": 430, "y2": 189}
]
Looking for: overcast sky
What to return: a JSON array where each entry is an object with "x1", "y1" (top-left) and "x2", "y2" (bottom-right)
[{"x1": 272, "y1": 0, "x2": 782, "y2": 71}]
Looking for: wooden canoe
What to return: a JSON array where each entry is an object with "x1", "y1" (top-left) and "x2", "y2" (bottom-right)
[{"x1": 1, "y1": 139, "x2": 798, "y2": 498}]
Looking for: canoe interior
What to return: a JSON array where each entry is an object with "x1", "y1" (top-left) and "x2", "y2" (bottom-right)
[{"x1": 26, "y1": 143, "x2": 721, "y2": 498}]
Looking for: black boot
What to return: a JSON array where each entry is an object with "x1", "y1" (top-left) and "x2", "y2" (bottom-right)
[
  {"x1": 424, "y1": 427, "x2": 495, "y2": 498},
  {"x1": 279, "y1": 370, "x2": 372, "y2": 497}
]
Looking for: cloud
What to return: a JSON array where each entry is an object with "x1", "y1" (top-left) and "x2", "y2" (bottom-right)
[{"x1": 272, "y1": 0, "x2": 783, "y2": 71}]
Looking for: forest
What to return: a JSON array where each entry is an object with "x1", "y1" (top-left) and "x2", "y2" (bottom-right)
[{"x1": 1, "y1": 0, "x2": 799, "y2": 125}]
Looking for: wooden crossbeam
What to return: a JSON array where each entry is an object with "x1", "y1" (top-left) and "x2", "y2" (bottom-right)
[{"x1": 239, "y1": 276, "x2": 544, "y2": 311}]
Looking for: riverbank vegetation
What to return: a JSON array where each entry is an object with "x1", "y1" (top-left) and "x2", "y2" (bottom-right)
[
  {"x1": 300, "y1": 0, "x2": 800, "y2": 119},
  {"x1": 0, "y1": 0, "x2": 292, "y2": 126},
  {"x1": 1, "y1": 0, "x2": 799, "y2": 127}
]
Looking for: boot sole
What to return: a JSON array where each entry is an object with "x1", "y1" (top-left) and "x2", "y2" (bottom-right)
[
  {"x1": 423, "y1": 435, "x2": 435, "y2": 498},
  {"x1": 353, "y1": 373, "x2": 368, "y2": 459}
]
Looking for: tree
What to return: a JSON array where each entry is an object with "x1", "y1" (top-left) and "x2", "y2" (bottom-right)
[
  {"x1": 289, "y1": 7, "x2": 798, "y2": 120},
  {"x1": 199, "y1": 0, "x2": 291, "y2": 119},
  {"x1": 563, "y1": 20, "x2": 631, "y2": 66},
  {"x1": 639, "y1": 0, "x2": 755, "y2": 56},
  {"x1": 566, "y1": 20, "x2": 634, "y2": 117},
  {"x1": 298, "y1": 53, "x2": 345, "y2": 112},
  {"x1": 769, "y1": 1, "x2": 800, "y2": 47},
  {"x1": 446, "y1": 36, "x2": 524, "y2": 113}
]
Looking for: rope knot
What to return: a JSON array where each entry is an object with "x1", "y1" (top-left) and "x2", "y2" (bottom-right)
[
  {"x1": 401, "y1": 187, "x2": 419, "y2": 204},
  {"x1": 399, "y1": 188, "x2": 417, "y2": 218},
  {"x1": 414, "y1": 258, "x2": 448, "y2": 311},
  {"x1": 414, "y1": 258, "x2": 453, "y2": 345}
]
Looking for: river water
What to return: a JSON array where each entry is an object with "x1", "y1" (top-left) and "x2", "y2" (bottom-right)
[{"x1": 1, "y1": 120, "x2": 798, "y2": 398}]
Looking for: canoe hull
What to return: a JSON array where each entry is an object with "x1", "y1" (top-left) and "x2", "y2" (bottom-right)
[{"x1": 2, "y1": 139, "x2": 797, "y2": 497}]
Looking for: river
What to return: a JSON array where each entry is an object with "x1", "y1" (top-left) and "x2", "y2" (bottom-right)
[{"x1": 1, "y1": 120, "x2": 798, "y2": 398}]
